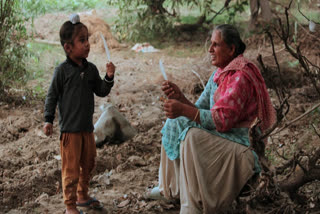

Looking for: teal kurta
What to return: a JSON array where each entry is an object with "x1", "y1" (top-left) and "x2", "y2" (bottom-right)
[{"x1": 161, "y1": 70, "x2": 260, "y2": 172}]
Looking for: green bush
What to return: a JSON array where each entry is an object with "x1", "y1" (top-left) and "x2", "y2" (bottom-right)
[
  {"x1": 107, "y1": 0, "x2": 251, "y2": 42},
  {"x1": 109, "y1": 0, "x2": 176, "y2": 42},
  {"x1": 0, "y1": 0, "x2": 29, "y2": 100},
  {"x1": 22, "y1": 0, "x2": 103, "y2": 14}
]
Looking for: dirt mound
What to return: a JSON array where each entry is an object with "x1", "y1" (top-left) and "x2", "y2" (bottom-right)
[
  {"x1": 80, "y1": 11, "x2": 121, "y2": 50},
  {"x1": 31, "y1": 11, "x2": 121, "y2": 50},
  {"x1": 31, "y1": 12, "x2": 67, "y2": 42}
]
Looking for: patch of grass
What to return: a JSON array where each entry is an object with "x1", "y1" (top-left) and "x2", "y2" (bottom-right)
[
  {"x1": 287, "y1": 60, "x2": 300, "y2": 68},
  {"x1": 25, "y1": 42, "x2": 65, "y2": 99},
  {"x1": 294, "y1": 10, "x2": 320, "y2": 25},
  {"x1": 26, "y1": 42, "x2": 64, "y2": 78},
  {"x1": 180, "y1": 15, "x2": 200, "y2": 24},
  {"x1": 265, "y1": 147, "x2": 277, "y2": 165},
  {"x1": 163, "y1": 42, "x2": 205, "y2": 58},
  {"x1": 40, "y1": 0, "x2": 109, "y2": 13}
]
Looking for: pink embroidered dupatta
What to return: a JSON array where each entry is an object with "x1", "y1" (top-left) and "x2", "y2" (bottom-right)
[{"x1": 212, "y1": 55, "x2": 276, "y2": 138}]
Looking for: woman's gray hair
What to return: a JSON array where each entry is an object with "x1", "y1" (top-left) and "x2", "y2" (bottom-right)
[{"x1": 214, "y1": 24, "x2": 246, "y2": 57}]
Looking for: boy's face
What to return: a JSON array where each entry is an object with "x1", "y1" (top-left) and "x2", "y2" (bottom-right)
[{"x1": 68, "y1": 26, "x2": 90, "y2": 64}]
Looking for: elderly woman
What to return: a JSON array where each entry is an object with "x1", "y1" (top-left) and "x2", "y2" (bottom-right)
[{"x1": 148, "y1": 24, "x2": 276, "y2": 213}]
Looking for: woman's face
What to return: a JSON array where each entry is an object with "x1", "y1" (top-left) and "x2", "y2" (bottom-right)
[{"x1": 208, "y1": 30, "x2": 235, "y2": 68}]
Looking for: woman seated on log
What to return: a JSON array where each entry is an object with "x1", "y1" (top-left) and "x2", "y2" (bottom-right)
[{"x1": 147, "y1": 24, "x2": 276, "y2": 213}]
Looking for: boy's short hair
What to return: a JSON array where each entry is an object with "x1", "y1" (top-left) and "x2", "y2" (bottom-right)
[{"x1": 59, "y1": 21, "x2": 88, "y2": 46}]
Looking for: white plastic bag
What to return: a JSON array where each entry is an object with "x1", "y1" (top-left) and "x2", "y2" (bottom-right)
[
  {"x1": 131, "y1": 43, "x2": 159, "y2": 53},
  {"x1": 94, "y1": 104, "x2": 137, "y2": 147}
]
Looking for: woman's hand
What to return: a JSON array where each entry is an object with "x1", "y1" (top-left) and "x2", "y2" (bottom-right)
[
  {"x1": 106, "y1": 62, "x2": 115, "y2": 79},
  {"x1": 164, "y1": 99, "x2": 185, "y2": 119},
  {"x1": 161, "y1": 81, "x2": 183, "y2": 100},
  {"x1": 43, "y1": 122, "x2": 53, "y2": 136}
]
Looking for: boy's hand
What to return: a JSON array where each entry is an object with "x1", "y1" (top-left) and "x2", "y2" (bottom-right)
[
  {"x1": 43, "y1": 122, "x2": 53, "y2": 136},
  {"x1": 106, "y1": 62, "x2": 115, "y2": 79}
]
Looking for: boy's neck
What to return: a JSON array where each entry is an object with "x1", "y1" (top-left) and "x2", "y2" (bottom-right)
[{"x1": 67, "y1": 56, "x2": 84, "y2": 67}]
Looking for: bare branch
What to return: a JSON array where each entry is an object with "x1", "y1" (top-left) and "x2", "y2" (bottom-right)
[
  {"x1": 276, "y1": 159, "x2": 294, "y2": 174},
  {"x1": 278, "y1": 149, "x2": 320, "y2": 194},
  {"x1": 205, "y1": 5, "x2": 226, "y2": 24},
  {"x1": 247, "y1": 0, "x2": 320, "y2": 207},
  {"x1": 266, "y1": 31, "x2": 283, "y2": 91},
  {"x1": 298, "y1": 2, "x2": 320, "y2": 25},
  {"x1": 291, "y1": 16, "x2": 320, "y2": 43},
  {"x1": 271, "y1": 102, "x2": 320, "y2": 136},
  {"x1": 311, "y1": 124, "x2": 320, "y2": 138},
  {"x1": 296, "y1": 46, "x2": 320, "y2": 95}
]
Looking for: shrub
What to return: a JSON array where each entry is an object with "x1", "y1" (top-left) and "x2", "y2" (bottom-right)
[{"x1": 0, "y1": 0, "x2": 29, "y2": 101}]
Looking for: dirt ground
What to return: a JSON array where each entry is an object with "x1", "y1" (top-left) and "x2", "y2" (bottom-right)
[{"x1": 0, "y1": 10, "x2": 319, "y2": 214}]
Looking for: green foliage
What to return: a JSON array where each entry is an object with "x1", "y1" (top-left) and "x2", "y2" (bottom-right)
[
  {"x1": 22, "y1": 0, "x2": 103, "y2": 14},
  {"x1": 21, "y1": 0, "x2": 46, "y2": 18},
  {"x1": 265, "y1": 147, "x2": 276, "y2": 165},
  {"x1": 110, "y1": 0, "x2": 223, "y2": 41},
  {"x1": 225, "y1": 0, "x2": 248, "y2": 24},
  {"x1": 108, "y1": 0, "x2": 176, "y2": 42},
  {"x1": 107, "y1": 0, "x2": 250, "y2": 42},
  {"x1": 114, "y1": 12, "x2": 175, "y2": 42},
  {"x1": 0, "y1": 0, "x2": 29, "y2": 99},
  {"x1": 180, "y1": 15, "x2": 199, "y2": 24},
  {"x1": 287, "y1": 60, "x2": 299, "y2": 68}
]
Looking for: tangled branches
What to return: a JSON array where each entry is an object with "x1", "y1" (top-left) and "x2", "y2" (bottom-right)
[{"x1": 245, "y1": 0, "x2": 320, "y2": 212}]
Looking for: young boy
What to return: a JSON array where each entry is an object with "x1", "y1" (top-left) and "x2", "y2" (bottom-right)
[{"x1": 43, "y1": 14, "x2": 115, "y2": 214}]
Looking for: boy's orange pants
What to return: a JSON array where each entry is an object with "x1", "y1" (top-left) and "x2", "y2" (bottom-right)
[{"x1": 60, "y1": 132, "x2": 96, "y2": 209}]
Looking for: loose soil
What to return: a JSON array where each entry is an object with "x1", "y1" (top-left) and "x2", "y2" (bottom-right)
[{"x1": 1, "y1": 10, "x2": 319, "y2": 214}]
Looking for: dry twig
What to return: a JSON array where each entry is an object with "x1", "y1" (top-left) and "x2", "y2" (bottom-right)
[{"x1": 271, "y1": 102, "x2": 320, "y2": 136}]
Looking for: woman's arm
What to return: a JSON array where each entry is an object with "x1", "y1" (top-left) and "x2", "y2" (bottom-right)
[
  {"x1": 163, "y1": 99, "x2": 200, "y2": 122},
  {"x1": 195, "y1": 71, "x2": 216, "y2": 109},
  {"x1": 162, "y1": 71, "x2": 217, "y2": 125},
  {"x1": 212, "y1": 71, "x2": 254, "y2": 132}
]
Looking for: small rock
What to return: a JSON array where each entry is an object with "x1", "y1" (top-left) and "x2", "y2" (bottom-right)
[
  {"x1": 117, "y1": 199, "x2": 130, "y2": 208},
  {"x1": 35, "y1": 193, "x2": 49, "y2": 203},
  {"x1": 128, "y1": 156, "x2": 146, "y2": 166}
]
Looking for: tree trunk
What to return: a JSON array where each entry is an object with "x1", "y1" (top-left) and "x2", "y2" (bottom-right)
[
  {"x1": 259, "y1": 0, "x2": 272, "y2": 22},
  {"x1": 250, "y1": 0, "x2": 272, "y2": 27}
]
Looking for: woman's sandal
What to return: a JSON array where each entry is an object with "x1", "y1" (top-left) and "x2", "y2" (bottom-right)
[{"x1": 76, "y1": 197, "x2": 103, "y2": 210}]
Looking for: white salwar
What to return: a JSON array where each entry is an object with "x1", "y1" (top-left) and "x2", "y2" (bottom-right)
[{"x1": 158, "y1": 128, "x2": 255, "y2": 214}]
